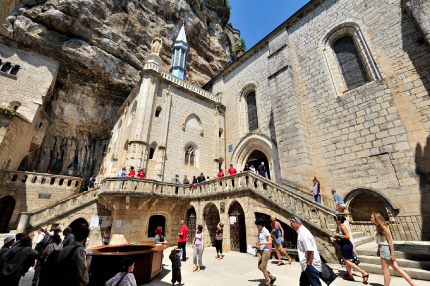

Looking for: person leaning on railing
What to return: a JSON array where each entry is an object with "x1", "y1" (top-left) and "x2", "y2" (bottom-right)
[{"x1": 331, "y1": 189, "x2": 346, "y2": 212}]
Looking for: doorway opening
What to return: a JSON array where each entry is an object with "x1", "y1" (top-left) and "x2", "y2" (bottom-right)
[
  {"x1": 148, "y1": 215, "x2": 166, "y2": 237},
  {"x1": 247, "y1": 150, "x2": 270, "y2": 179},
  {"x1": 229, "y1": 201, "x2": 246, "y2": 253},
  {"x1": 186, "y1": 207, "x2": 197, "y2": 244},
  {"x1": 0, "y1": 196, "x2": 15, "y2": 233},
  {"x1": 203, "y1": 203, "x2": 220, "y2": 246}
]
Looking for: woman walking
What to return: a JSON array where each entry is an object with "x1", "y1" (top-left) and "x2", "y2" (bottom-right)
[
  {"x1": 270, "y1": 216, "x2": 292, "y2": 265},
  {"x1": 105, "y1": 259, "x2": 137, "y2": 286},
  {"x1": 334, "y1": 216, "x2": 369, "y2": 283},
  {"x1": 215, "y1": 223, "x2": 224, "y2": 259},
  {"x1": 192, "y1": 225, "x2": 204, "y2": 272},
  {"x1": 312, "y1": 177, "x2": 321, "y2": 203},
  {"x1": 371, "y1": 213, "x2": 415, "y2": 286},
  {"x1": 40, "y1": 234, "x2": 63, "y2": 286}
]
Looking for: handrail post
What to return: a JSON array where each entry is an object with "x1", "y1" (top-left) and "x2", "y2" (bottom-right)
[{"x1": 17, "y1": 213, "x2": 30, "y2": 233}]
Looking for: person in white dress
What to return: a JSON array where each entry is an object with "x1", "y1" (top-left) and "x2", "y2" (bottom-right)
[{"x1": 105, "y1": 259, "x2": 137, "y2": 286}]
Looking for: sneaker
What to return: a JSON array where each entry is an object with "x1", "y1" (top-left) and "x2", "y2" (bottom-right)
[{"x1": 270, "y1": 277, "x2": 277, "y2": 285}]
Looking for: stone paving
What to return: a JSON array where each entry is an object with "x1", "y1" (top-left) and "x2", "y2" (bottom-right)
[{"x1": 18, "y1": 246, "x2": 430, "y2": 286}]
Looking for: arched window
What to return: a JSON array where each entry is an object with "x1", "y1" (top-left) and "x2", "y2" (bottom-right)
[
  {"x1": 38, "y1": 122, "x2": 43, "y2": 128},
  {"x1": 246, "y1": 91, "x2": 258, "y2": 131},
  {"x1": 10, "y1": 65, "x2": 20, "y2": 76},
  {"x1": 149, "y1": 147, "x2": 155, "y2": 159},
  {"x1": 1, "y1": 62, "x2": 11, "y2": 73},
  {"x1": 184, "y1": 145, "x2": 196, "y2": 166},
  {"x1": 155, "y1": 106, "x2": 162, "y2": 117},
  {"x1": 333, "y1": 36, "x2": 369, "y2": 89},
  {"x1": 148, "y1": 215, "x2": 166, "y2": 237},
  {"x1": 219, "y1": 128, "x2": 223, "y2": 138}
]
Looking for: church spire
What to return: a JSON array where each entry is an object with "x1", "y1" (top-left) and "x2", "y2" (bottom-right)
[{"x1": 171, "y1": 24, "x2": 188, "y2": 80}]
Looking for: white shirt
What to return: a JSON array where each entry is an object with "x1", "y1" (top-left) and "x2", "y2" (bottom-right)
[
  {"x1": 35, "y1": 232, "x2": 46, "y2": 244},
  {"x1": 258, "y1": 227, "x2": 271, "y2": 251},
  {"x1": 249, "y1": 167, "x2": 256, "y2": 173},
  {"x1": 105, "y1": 272, "x2": 137, "y2": 286},
  {"x1": 296, "y1": 225, "x2": 322, "y2": 272}
]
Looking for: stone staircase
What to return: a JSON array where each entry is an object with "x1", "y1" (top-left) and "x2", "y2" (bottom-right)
[{"x1": 351, "y1": 228, "x2": 430, "y2": 280}]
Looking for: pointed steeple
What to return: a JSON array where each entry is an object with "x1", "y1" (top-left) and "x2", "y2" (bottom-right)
[
  {"x1": 171, "y1": 24, "x2": 189, "y2": 80},
  {"x1": 176, "y1": 25, "x2": 187, "y2": 44}
]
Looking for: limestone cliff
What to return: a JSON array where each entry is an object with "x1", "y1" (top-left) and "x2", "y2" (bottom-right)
[{"x1": 0, "y1": 0, "x2": 237, "y2": 180}]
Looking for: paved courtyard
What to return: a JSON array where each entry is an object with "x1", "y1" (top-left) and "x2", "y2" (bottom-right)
[{"x1": 19, "y1": 246, "x2": 430, "y2": 286}]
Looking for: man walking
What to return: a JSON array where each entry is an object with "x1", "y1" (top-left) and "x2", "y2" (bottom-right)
[
  {"x1": 257, "y1": 162, "x2": 267, "y2": 178},
  {"x1": 57, "y1": 227, "x2": 90, "y2": 286},
  {"x1": 331, "y1": 189, "x2": 346, "y2": 212},
  {"x1": 177, "y1": 220, "x2": 188, "y2": 261},
  {"x1": 197, "y1": 173, "x2": 205, "y2": 183},
  {"x1": 227, "y1": 164, "x2": 237, "y2": 187},
  {"x1": 290, "y1": 215, "x2": 322, "y2": 286},
  {"x1": 252, "y1": 218, "x2": 276, "y2": 286}
]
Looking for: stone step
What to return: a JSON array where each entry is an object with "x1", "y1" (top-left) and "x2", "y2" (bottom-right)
[
  {"x1": 359, "y1": 262, "x2": 430, "y2": 281},
  {"x1": 351, "y1": 231, "x2": 365, "y2": 239},
  {"x1": 352, "y1": 236, "x2": 374, "y2": 247},
  {"x1": 359, "y1": 255, "x2": 430, "y2": 270},
  {"x1": 356, "y1": 241, "x2": 430, "y2": 261}
]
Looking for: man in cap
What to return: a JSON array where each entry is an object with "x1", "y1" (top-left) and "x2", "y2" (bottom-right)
[
  {"x1": 0, "y1": 236, "x2": 15, "y2": 258},
  {"x1": 290, "y1": 215, "x2": 322, "y2": 286}
]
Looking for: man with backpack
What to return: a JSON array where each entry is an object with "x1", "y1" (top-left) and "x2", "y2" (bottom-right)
[{"x1": 56, "y1": 227, "x2": 90, "y2": 286}]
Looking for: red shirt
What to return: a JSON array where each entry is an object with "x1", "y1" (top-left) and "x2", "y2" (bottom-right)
[
  {"x1": 128, "y1": 170, "x2": 136, "y2": 177},
  {"x1": 178, "y1": 225, "x2": 188, "y2": 242},
  {"x1": 228, "y1": 167, "x2": 237, "y2": 175},
  {"x1": 137, "y1": 172, "x2": 145, "y2": 178},
  {"x1": 218, "y1": 171, "x2": 224, "y2": 178}
]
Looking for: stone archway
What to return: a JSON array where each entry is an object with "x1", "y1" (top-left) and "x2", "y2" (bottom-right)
[
  {"x1": 344, "y1": 188, "x2": 399, "y2": 221},
  {"x1": 228, "y1": 201, "x2": 246, "y2": 253},
  {"x1": 0, "y1": 196, "x2": 15, "y2": 233},
  {"x1": 231, "y1": 133, "x2": 279, "y2": 182},
  {"x1": 203, "y1": 203, "x2": 220, "y2": 247},
  {"x1": 148, "y1": 215, "x2": 166, "y2": 237}
]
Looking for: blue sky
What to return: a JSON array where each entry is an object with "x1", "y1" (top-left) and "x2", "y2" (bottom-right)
[{"x1": 229, "y1": 0, "x2": 311, "y2": 49}]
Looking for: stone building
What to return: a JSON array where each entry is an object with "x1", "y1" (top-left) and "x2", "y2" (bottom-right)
[{"x1": 0, "y1": 0, "x2": 430, "y2": 275}]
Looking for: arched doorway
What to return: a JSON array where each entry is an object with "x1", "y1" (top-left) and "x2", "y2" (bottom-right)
[
  {"x1": 203, "y1": 203, "x2": 220, "y2": 246},
  {"x1": 148, "y1": 215, "x2": 166, "y2": 237},
  {"x1": 186, "y1": 207, "x2": 197, "y2": 244},
  {"x1": 345, "y1": 188, "x2": 398, "y2": 221},
  {"x1": 18, "y1": 155, "x2": 31, "y2": 171},
  {"x1": 69, "y1": 218, "x2": 89, "y2": 235},
  {"x1": 229, "y1": 201, "x2": 246, "y2": 253},
  {"x1": 255, "y1": 212, "x2": 298, "y2": 249},
  {"x1": 0, "y1": 196, "x2": 15, "y2": 233},
  {"x1": 231, "y1": 134, "x2": 279, "y2": 182},
  {"x1": 247, "y1": 150, "x2": 270, "y2": 179}
]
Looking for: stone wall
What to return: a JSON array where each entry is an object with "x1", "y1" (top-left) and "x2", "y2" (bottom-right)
[
  {"x1": 403, "y1": 0, "x2": 430, "y2": 45},
  {"x1": 0, "y1": 0, "x2": 18, "y2": 26},
  {"x1": 207, "y1": 0, "x2": 430, "y2": 217},
  {"x1": 0, "y1": 170, "x2": 81, "y2": 231}
]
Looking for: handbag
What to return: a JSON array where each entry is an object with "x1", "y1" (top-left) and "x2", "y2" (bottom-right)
[{"x1": 319, "y1": 261, "x2": 337, "y2": 286}]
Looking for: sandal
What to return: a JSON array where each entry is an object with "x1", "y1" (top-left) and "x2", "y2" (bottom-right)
[
  {"x1": 277, "y1": 261, "x2": 284, "y2": 266},
  {"x1": 193, "y1": 267, "x2": 197, "y2": 272},
  {"x1": 288, "y1": 256, "x2": 292, "y2": 265},
  {"x1": 363, "y1": 274, "x2": 369, "y2": 284}
]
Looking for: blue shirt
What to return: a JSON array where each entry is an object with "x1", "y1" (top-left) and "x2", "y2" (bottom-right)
[{"x1": 333, "y1": 193, "x2": 344, "y2": 204}]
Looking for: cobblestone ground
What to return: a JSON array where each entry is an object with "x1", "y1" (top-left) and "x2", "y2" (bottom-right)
[{"x1": 19, "y1": 246, "x2": 430, "y2": 286}]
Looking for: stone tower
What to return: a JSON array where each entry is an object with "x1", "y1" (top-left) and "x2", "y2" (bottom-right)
[{"x1": 170, "y1": 25, "x2": 188, "y2": 80}]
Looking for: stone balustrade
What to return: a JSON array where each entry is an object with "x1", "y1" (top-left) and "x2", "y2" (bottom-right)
[
  {"x1": 100, "y1": 172, "x2": 338, "y2": 235},
  {"x1": 18, "y1": 187, "x2": 99, "y2": 232},
  {"x1": 0, "y1": 169, "x2": 83, "y2": 191}
]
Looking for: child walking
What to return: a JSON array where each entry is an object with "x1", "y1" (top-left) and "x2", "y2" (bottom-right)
[{"x1": 169, "y1": 247, "x2": 183, "y2": 286}]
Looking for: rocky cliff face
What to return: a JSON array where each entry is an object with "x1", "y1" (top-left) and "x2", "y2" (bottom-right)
[{"x1": 0, "y1": 0, "x2": 236, "y2": 180}]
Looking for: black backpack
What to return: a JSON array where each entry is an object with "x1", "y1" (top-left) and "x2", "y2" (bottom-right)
[
  {"x1": 44, "y1": 244, "x2": 61, "y2": 266},
  {"x1": 49, "y1": 245, "x2": 81, "y2": 286}
]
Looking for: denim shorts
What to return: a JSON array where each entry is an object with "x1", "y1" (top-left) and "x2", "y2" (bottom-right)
[{"x1": 379, "y1": 245, "x2": 391, "y2": 259}]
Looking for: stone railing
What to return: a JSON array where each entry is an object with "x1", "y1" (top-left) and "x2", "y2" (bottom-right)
[
  {"x1": 17, "y1": 187, "x2": 99, "y2": 232},
  {"x1": 100, "y1": 172, "x2": 339, "y2": 235},
  {"x1": 160, "y1": 71, "x2": 221, "y2": 103},
  {"x1": 0, "y1": 170, "x2": 83, "y2": 192}
]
